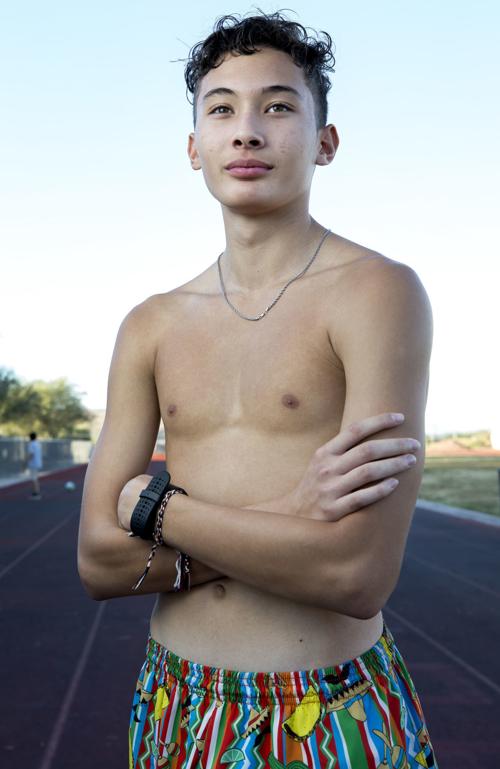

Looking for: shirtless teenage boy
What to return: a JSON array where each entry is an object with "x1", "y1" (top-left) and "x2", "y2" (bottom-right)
[{"x1": 78, "y1": 12, "x2": 438, "y2": 767}]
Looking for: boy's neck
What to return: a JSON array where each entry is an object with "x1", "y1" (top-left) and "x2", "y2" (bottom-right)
[{"x1": 219, "y1": 205, "x2": 326, "y2": 293}]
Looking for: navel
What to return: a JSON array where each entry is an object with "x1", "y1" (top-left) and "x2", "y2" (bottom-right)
[
  {"x1": 281, "y1": 393, "x2": 300, "y2": 409},
  {"x1": 214, "y1": 583, "x2": 226, "y2": 598},
  {"x1": 166, "y1": 404, "x2": 177, "y2": 417}
]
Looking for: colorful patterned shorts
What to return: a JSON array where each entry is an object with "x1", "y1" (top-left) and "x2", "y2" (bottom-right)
[{"x1": 129, "y1": 620, "x2": 438, "y2": 768}]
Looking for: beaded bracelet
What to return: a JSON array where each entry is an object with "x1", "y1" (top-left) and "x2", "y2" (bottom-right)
[{"x1": 131, "y1": 487, "x2": 190, "y2": 592}]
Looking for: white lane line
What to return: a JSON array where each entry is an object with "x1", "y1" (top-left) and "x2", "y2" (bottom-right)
[
  {"x1": 406, "y1": 553, "x2": 500, "y2": 600},
  {"x1": 383, "y1": 606, "x2": 500, "y2": 696},
  {"x1": 40, "y1": 601, "x2": 106, "y2": 769},
  {"x1": 0, "y1": 512, "x2": 75, "y2": 580}
]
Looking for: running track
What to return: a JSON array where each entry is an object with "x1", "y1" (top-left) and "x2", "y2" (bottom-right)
[{"x1": 1, "y1": 461, "x2": 499, "y2": 768}]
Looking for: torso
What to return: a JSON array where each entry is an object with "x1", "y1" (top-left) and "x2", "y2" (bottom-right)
[{"x1": 149, "y1": 232, "x2": 386, "y2": 671}]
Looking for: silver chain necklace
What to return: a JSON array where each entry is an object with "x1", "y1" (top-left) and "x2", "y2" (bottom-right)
[{"x1": 217, "y1": 228, "x2": 331, "y2": 321}]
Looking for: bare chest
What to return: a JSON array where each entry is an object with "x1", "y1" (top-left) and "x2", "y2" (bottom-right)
[{"x1": 154, "y1": 293, "x2": 345, "y2": 438}]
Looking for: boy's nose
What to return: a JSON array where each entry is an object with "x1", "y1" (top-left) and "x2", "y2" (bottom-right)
[{"x1": 232, "y1": 125, "x2": 265, "y2": 148}]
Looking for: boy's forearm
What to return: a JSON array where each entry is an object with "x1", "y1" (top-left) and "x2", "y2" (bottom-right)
[
  {"x1": 99, "y1": 474, "x2": 289, "y2": 603},
  {"x1": 160, "y1": 494, "x2": 358, "y2": 615},
  {"x1": 78, "y1": 524, "x2": 224, "y2": 601},
  {"x1": 80, "y1": 479, "x2": 295, "y2": 602}
]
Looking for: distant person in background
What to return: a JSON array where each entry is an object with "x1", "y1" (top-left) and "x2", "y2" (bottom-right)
[{"x1": 26, "y1": 431, "x2": 43, "y2": 499}]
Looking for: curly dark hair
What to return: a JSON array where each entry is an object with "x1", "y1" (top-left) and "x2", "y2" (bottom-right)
[{"x1": 184, "y1": 10, "x2": 335, "y2": 128}]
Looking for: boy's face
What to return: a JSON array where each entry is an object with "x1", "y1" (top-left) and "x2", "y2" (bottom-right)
[{"x1": 187, "y1": 47, "x2": 338, "y2": 215}]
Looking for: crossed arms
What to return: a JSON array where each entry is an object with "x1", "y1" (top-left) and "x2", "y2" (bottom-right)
[{"x1": 77, "y1": 259, "x2": 432, "y2": 617}]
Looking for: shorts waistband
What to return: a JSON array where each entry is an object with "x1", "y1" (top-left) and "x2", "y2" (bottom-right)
[{"x1": 144, "y1": 619, "x2": 399, "y2": 704}]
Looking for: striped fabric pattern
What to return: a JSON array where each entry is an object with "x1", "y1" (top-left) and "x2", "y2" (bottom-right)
[{"x1": 129, "y1": 621, "x2": 438, "y2": 768}]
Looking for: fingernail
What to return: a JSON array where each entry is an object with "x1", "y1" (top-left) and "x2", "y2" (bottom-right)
[
  {"x1": 391, "y1": 413, "x2": 404, "y2": 422},
  {"x1": 388, "y1": 478, "x2": 399, "y2": 488}
]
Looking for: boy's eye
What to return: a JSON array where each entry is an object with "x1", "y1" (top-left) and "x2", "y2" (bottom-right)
[
  {"x1": 267, "y1": 103, "x2": 292, "y2": 113},
  {"x1": 208, "y1": 105, "x2": 231, "y2": 114}
]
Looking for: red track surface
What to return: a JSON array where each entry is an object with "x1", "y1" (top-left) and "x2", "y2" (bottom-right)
[{"x1": 1, "y1": 461, "x2": 499, "y2": 767}]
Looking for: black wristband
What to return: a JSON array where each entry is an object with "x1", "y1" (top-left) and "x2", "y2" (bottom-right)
[{"x1": 130, "y1": 471, "x2": 171, "y2": 539}]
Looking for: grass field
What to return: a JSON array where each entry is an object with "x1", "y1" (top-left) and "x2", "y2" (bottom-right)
[{"x1": 420, "y1": 456, "x2": 500, "y2": 517}]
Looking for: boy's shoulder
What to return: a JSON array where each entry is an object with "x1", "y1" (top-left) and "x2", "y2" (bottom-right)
[
  {"x1": 325, "y1": 232, "x2": 420, "y2": 283},
  {"x1": 314, "y1": 234, "x2": 432, "y2": 376},
  {"x1": 316, "y1": 232, "x2": 427, "y2": 314},
  {"x1": 319, "y1": 232, "x2": 430, "y2": 347},
  {"x1": 143, "y1": 263, "x2": 218, "y2": 310},
  {"x1": 121, "y1": 269, "x2": 217, "y2": 352}
]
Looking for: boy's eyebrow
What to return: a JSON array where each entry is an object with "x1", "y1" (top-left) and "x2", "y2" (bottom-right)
[{"x1": 202, "y1": 85, "x2": 303, "y2": 101}]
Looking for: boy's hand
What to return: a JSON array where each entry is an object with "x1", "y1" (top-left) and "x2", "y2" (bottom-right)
[
  {"x1": 117, "y1": 474, "x2": 152, "y2": 531},
  {"x1": 288, "y1": 413, "x2": 421, "y2": 522}
]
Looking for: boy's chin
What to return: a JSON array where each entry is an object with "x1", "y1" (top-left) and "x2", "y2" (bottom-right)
[
  {"x1": 222, "y1": 200, "x2": 285, "y2": 217},
  {"x1": 215, "y1": 192, "x2": 289, "y2": 217}
]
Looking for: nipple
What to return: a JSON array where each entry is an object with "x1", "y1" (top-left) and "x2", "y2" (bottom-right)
[
  {"x1": 281, "y1": 393, "x2": 300, "y2": 409},
  {"x1": 166, "y1": 404, "x2": 177, "y2": 417}
]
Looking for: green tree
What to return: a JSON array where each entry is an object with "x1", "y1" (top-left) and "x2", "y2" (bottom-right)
[
  {"x1": 0, "y1": 368, "x2": 92, "y2": 438},
  {"x1": 31, "y1": 378, "x2": 92, "y2": 438},
  {"x1": 0, "y1": 368, "x2": 42, "y2": 429}
]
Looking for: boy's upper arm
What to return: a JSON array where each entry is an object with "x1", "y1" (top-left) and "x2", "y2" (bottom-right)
[
  {"x1": 327, "y1": 258, "x2": 433, "y2": 616},
  {"x1": 79, "y1": 297, "x2": 162, "y2": 553}
]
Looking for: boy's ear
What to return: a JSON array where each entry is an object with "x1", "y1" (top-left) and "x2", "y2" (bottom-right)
[
  {"x1": 315, "y1": 124, "x2": 339, "y2": 166},
  {"x1": 187, "y1": 133, "x2": 202, "y2": 170}
]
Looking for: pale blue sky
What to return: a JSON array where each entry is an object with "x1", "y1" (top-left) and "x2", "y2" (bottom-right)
[{"x1": 1, "y1": 0, "x2": 499, "y2": 436}]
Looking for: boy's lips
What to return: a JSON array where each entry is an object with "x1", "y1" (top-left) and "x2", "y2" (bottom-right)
[
  {"x1": 225, "y1": 159, "x2": 274, "y2": 178},
  {"x1": 225, "y1": 159, "x2": 273, "y2": 169},
  {"x1": 226, "y1": 167, "x2": 272, "y2": 178}
]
